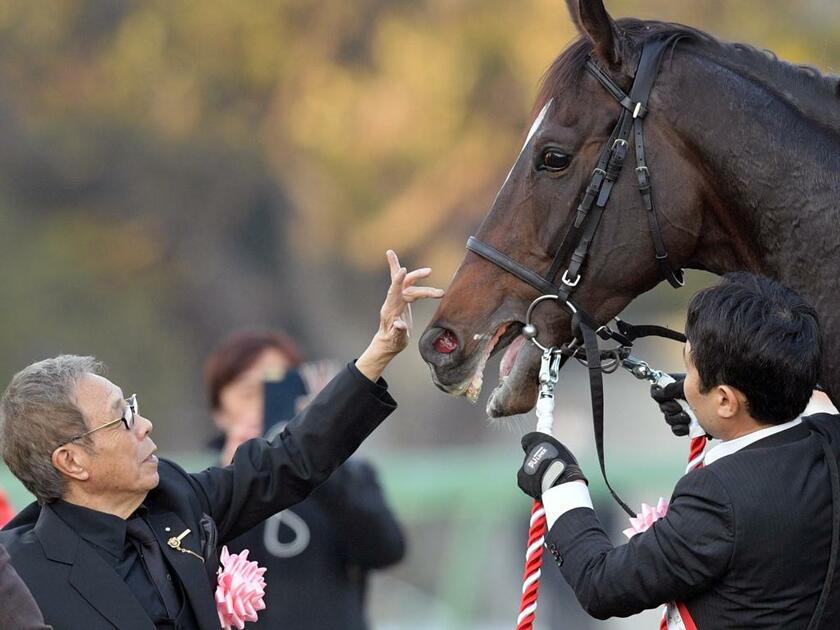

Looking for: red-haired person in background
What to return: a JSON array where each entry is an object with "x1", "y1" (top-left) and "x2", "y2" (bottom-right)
[{"x1": 205, "y1": 329, "x2": 406, "y2": 630}]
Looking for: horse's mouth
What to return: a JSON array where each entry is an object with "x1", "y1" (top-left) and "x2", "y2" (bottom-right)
[
  {"x1": 431, "y1": 321, "x2": 542, "y2": 416},
  {"x1": 486, "y1": 331, "x2": 541, "y2": 417},
  {"x1": 454, "y1": 322, "x2": 518, "y2": 400},
  {"x1": 428, "y1": 322, "x2": 513, "y2": 398},
  {"x1": 426, "y1": 318, "x2": 548, "y2": 416}
]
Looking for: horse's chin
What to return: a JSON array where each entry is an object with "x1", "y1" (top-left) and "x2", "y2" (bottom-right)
[{"x1": 486, "y1": 337, "x2": 541, "y2": 418}]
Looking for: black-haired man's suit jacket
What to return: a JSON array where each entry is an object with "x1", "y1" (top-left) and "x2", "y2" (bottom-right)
[
  {"x1": 0, "y1": 365, "x2": 396, "y2": 630},
  {"x1": 545, "y1": 413, "x2": 840, "y2": 629}
]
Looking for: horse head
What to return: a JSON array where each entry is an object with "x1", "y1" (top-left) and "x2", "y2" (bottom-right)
[{"x1": 419, "y1": 0, "x2": 714, "y2": 417}]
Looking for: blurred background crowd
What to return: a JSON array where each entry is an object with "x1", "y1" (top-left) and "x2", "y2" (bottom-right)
[{"x1": 0, "y1": 1, "x2": 837, "y2": 627}]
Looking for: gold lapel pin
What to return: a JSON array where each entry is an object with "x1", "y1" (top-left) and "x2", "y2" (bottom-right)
[{"x1": 167, "y1": 528, "x2": 204, "y2": 562}]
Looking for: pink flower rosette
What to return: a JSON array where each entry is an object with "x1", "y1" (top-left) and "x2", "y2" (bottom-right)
[
  {"x1": 623, "y1": 497, "x2": 669, "y2": 539},
  {"x1": 215, "y1": 546, "x2": 267, "y2": 629}
]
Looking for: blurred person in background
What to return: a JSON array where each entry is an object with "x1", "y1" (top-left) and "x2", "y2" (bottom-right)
[
  {"x1": 0, "y1": 251, "x2": 439, "y2": 630},
  {"x1": 205, "y1": 328, "x2": 406, "y2": 630}
]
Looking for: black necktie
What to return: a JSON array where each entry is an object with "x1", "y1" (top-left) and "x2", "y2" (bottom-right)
[{"x1": 126, "y1": 517, "x2": 182, "y2": 619}]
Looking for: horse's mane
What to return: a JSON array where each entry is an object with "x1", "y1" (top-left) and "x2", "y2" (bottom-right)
[{"x1": 538, "y1": 19, "x2": 840, "y2": 132}]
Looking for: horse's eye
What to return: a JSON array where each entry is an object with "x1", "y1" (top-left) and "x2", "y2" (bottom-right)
[{"x1": 540, "y1": 149, "x2": 571, "y2": 172}]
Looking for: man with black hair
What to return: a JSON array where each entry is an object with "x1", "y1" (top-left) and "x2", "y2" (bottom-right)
[{"x1": 517, "y1": 273, "x2": 839, "y2": 628}]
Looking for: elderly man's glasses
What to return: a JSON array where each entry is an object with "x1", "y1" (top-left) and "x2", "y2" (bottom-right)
[{"x1": 60, "y1": 394, "x2": 139, "y2": 446}]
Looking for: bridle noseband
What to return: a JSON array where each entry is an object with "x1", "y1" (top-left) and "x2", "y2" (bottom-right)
[{"x1": 466, "y1": 35, "x2": 685, "y2": 330}]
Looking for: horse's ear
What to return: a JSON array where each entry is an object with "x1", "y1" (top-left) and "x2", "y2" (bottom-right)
[{"x1": 564, "y1": 0, "x2": 622, "y2": 66}]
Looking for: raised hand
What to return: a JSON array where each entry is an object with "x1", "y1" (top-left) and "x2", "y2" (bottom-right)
[
  {"x1": 378, "y1": 249, "x2": 444, "y2": 353},
  {"x1": 356, "y1": 250, "x2": 444, "y2": 381}
]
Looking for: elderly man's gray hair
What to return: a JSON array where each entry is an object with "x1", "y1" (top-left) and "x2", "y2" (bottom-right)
[{"x1": 0, "y1": 355, "x2": 105, "y2": 503}]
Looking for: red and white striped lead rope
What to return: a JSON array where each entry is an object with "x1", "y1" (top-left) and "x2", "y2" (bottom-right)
[
  {"x1": 517, "y1": 500, "x2": 548, "y2": 629},
  {"x1": 516, "y1": 349, "x2": 561, "y2": 630}
]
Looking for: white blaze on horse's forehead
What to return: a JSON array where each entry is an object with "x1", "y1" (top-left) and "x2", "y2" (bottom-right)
[
  {"x1": 497, "y1": 98, "x2": 554, "y2": 193},
  {"x1": 524, "y1": 99, "x2": 553, "y2": 146}
]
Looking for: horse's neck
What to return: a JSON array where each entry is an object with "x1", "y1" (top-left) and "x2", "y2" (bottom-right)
[
  {"x1": 663, "y1": 52, "x2": 840, "y2": 291},
  {"x1": 665, "y1": 55, "x2": 840, "y2": 405}
]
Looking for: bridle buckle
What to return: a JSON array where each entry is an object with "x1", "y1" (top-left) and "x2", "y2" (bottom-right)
[
  {"x1": 561, "y1": 270, "x2": 581, "y2": 287},
  {"x1": 595, "y1": 324, "x2": 613, "y2": 339}
]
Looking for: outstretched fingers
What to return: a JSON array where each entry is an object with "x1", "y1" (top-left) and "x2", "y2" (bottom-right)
[
  {"x1": 382, "y1": 268, "x2": 408, "y2": 323},
  {"x1": 387, "y1": 250, "x2": 402, "y2": 281},
  {"x1": 402, "y1": 285, "x2": 445, "y2": 302},
  {"x1": 359, "y1": 250, "x2": 445, "y2": 375},
  {"x1": 403, "y1": 267, "x2": 444, "y2": 302},
  {"x1": 381, "y1": 250, "x2": 445, "y2": 332},
  {"x1": 404, "y1": 267, "x2": 432, "y2": 284}
]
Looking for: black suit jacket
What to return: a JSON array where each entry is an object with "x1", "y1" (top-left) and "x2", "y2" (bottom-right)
[
  {"x1": 545, "y1": 413, "x2": 840, "y2": 629},
  {"x1": 0, "y1": 364, "x2": 396, "y2": 630}
]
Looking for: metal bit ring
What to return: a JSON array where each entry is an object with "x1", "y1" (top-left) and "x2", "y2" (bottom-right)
[{"x1": 523, "y1": 294, "x2": 577, "y2": 352}]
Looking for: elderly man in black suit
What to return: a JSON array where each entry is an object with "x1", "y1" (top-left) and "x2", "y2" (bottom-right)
[
  {"x1": 518, "y1": 273, "x2": 839, "y2": 629},
  {"x1": 0, "y1": 251, "x2": 442, "y2": 630}
]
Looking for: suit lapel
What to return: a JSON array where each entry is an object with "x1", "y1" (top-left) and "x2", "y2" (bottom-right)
[
  {"x1": 69, "y1": 550, "x2": 155, "y2": 630},
  {"x1": 35, "y1": 505, "x2": 154, "y2": 630},
  {"x1": 147, "y1": 511, "x2": 219, "y2": 630}
]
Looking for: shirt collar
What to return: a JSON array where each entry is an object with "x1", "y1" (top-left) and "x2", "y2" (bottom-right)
[
  {"x1": 704, "y1": 417, "x2": 802, "y2": 466},
  {"x1": 51, "y1": 500, "x2": 130, "y2": 561}
]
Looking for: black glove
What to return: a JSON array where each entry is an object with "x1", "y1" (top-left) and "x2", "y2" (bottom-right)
[
  {"x1": 650, "y1": 374, "x2": 691, "y2": 436},
  {"x1": 518, "y1": 432, "x2": 588, "y2": 501}
]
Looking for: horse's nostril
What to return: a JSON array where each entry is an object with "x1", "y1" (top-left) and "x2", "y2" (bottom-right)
[{"x1": 433, "y1": 330, "x2": 459, "y2": 354}]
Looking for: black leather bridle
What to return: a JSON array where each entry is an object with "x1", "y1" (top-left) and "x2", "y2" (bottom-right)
[
  {"x1": 464, "y1": 36, "x2": 690, "y2": 516},
  {"x1": 466, "y1": 35, "x2": 685, "y2": 333}
]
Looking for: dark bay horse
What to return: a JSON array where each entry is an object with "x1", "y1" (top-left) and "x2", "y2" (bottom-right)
[{"x1": 419, "y1": 0, "x2": 840, "y2": 418}]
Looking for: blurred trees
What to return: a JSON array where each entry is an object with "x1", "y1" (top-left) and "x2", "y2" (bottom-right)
[{"x1": 0, "y1": 0, "x2": 835, "y2": 446}]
